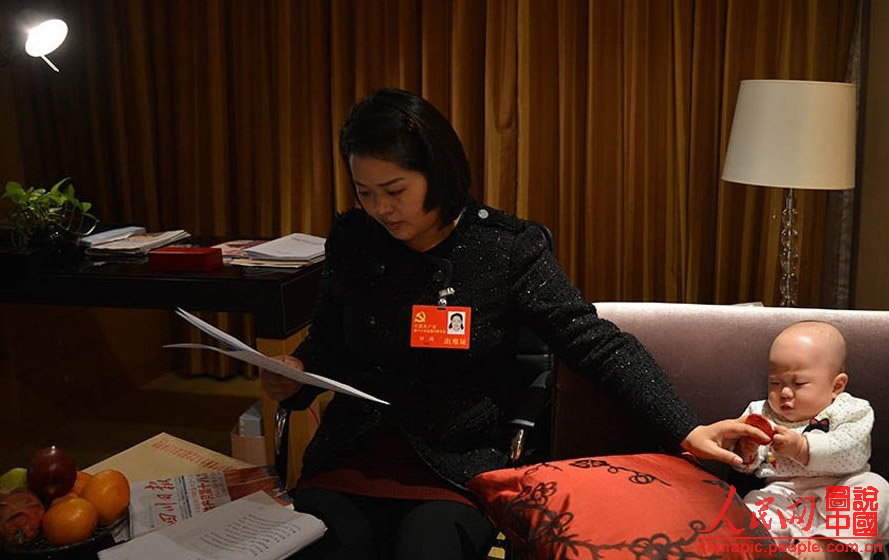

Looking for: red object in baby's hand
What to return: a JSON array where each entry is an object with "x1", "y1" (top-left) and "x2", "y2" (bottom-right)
[{"x1": 744, "y1": 413, "x2": 775, "y2": 442}]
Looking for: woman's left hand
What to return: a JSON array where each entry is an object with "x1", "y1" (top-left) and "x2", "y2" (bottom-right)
[{"x1": 680, "y1": 419, "x2": 773, "y2": 466}]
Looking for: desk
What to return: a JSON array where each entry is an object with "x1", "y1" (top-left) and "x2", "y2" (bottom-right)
[
  {"x1": 0, "y1": 253, "x2": 323, "y2": 464},
  {"x1": 0, "y1": 256, "x2": 322, "y2": 341}
]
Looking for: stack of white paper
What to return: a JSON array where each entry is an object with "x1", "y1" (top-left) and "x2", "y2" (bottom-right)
[
  {"x1": 79, "y1": 226, "x2": 146, "y2": 248},
  {"x1": 85, "y1": 230, "x2": 191, "y2": 257},
  {"x1": 244, "y1": 233, "x2": 325, "y2": 262}
]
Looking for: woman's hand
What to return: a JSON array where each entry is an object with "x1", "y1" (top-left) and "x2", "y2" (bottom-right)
[
  {"x1": 260, "y1": 355, "x2": 304, "y2": 401},
  {"x1": 771, "y1": 425, "x2": 809, "y2": 465},
  {"x1": 735, "y1": 435, "x2": 762, "y2": 465},
  {"x1": 680, "y1": 419, "x2": 773, "y2": 466}
]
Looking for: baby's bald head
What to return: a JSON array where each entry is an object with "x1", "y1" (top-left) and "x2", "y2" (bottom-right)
[
  {"x1": 767, "y1": 321, "x2": 848, "y2": 421},
  {"x1": 770, "y1": 321, "x2": 847, "y2": 376}
]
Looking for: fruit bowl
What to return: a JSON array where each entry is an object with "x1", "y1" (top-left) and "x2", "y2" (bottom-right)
[{"x1": 0, "y1": 513, "x2": 127, "y2": 560}]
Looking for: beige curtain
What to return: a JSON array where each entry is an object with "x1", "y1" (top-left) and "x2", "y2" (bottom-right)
[{"x1": 5, "y1": 0, "x2": 858, "y2": 373}]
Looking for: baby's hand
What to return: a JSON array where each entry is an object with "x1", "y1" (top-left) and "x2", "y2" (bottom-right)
[{"x1": 771, "y1": 425, "x2": 809, "y2": 465}]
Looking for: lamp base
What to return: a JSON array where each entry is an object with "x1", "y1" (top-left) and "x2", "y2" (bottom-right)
[{"x1": 778, "y1": 188, "x2": 799, "y2": 307}]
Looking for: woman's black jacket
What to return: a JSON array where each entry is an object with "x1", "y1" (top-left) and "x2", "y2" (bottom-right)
[{"x1": 289, "y1": 198, "x2": 700, "y2": 488}]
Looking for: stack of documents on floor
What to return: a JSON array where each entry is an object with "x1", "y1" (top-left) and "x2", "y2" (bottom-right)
[
  {"x1": 85, "y1": 229, "x2": 190, "y2": 258},
  {"x1": 226, "y1": 233, "x2": 325, "y2": 268},
  {"x1": 99, "y1": 491, "x2": 326, "y2": 560}
]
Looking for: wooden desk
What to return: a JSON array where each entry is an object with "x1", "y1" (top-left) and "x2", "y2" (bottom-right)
[
  {"x1": 0, "y1": 253, "x2": 323, "y2": 464},
  {"x1": 0, "y1": 256, "x2": 322, "y2": 341}
]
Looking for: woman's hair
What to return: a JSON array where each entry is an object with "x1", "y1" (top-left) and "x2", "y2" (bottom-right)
[{"x1": 339, "y1": 88, "x2": 470, "y2": 224}]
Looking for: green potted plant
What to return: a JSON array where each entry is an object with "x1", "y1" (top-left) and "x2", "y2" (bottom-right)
[{"x1": 1, "y1": 177, "x2": 98, "y2": 250}]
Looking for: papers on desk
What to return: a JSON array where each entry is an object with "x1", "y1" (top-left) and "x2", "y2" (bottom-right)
[
  {"x1": 98, "y1": 491, "x2": 326, "y2": 560},
  {"x1": 212, "y1": 236, "x2": 325, "y2": 269},
  {"x1": 212, "y1": 239, "x2": 267, "y2": 258},
  {"x1": 243, "y1": 233, "x2": 326, "y2": 263},
  {"x1": 79, "y1": 226, "x2": 146, "y2": 248},
  {"x1": 228, "y1": 258, "x2": 310, "y2": 269},
  {"x1": 166, "y1": 308, "x2": 389, "y2": 405},
  {"x1": 85, "y1": 229, "x2": 191, "y2": 257}
]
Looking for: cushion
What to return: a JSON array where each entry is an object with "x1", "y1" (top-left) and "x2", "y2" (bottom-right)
[{"x1": 468, "y1": 453, "x2": 779, "y2": 560}]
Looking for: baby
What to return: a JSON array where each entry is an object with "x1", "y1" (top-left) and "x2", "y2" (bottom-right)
[{"x1": 734, "y1": 321, "x2": 888, "y2": 559}]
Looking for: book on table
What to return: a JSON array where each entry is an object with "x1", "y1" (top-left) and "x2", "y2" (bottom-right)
[
  {"x1": 87, "y1": 435, "x2": 325, "y2": 558},
  {"x1": 99, "y1": 491, "x2": 326, "y2": 560}
]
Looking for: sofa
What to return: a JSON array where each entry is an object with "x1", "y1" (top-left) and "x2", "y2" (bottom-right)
[
  {"x1": 468, "y1": 303, "x2": 888, "y2": 560},
  {"x1": 552, "y1": 302, "x2": 888, "y2": 478}
]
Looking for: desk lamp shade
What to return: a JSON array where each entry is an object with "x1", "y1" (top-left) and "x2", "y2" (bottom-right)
[
  {"x1": 721, "y1": 80, "x2": 857, "y2": 307},
  {"x1": 722, "y1": 80, "x2": 856, "y2": 190},
  {"x1": 25, "y1": 19, "x2": 68, "y2": 72}
]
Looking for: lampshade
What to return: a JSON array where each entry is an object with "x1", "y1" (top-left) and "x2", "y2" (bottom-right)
[
  {"x1": 722, "y1": 80, "x2": 856, "y2": 191},
  {"x1": 24, "y1": 18, "x2": 68, "y2": 72},
  {"x1": 25, "y1": 19, "x2": 68, "y2": 57}
]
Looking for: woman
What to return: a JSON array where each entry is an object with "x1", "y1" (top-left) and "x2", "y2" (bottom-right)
[
  {"x1": 447, "y1": 312, "x2": 464, "y2": 334},
  {"x1": 262, "y1": 88, "x2": 766, "y2": 560}
]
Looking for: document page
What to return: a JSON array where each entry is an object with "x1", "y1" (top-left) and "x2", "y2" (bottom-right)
[
  {"x1": 99, "y1": 491, "x2": 326, "y2": 560},
  {"x1": 244, "y1": 233, "x2": 326, "y2": 262},
  {"x1": 166, "y1": 308, "x2": 389, "y2": 405}
]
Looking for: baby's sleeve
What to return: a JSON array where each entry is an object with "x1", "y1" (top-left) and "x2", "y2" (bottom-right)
[{"x1": 806, "y1": 397, "x2": 873, "y2": 474}]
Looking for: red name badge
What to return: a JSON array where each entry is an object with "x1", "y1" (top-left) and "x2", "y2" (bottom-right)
[{"x1": 410, "y1": 305, "x2": 471, "y2": 350}]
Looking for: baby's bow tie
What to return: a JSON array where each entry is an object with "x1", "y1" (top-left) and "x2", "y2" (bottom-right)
[{"x1": 803, "y1": 417, "x2": 830, "y2": 434}]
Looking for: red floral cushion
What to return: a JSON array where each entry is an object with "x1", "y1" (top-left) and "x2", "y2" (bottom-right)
[{"x1": 468, "y1": 453, "x2": 779, "y2": 560}]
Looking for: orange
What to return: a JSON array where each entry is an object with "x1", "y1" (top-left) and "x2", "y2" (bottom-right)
[
  {"x1": 71, "y1": 471, "x2": 92, "y2": 496},
  {"x1": 42, "y1": 497, "x2": 98, "y2": 546},
  {"x1": 50, "y1": 492, "x2": 77, "y2": 506},
  {"x1": 80, "y1": 469, "x2": 130, "y2": 525}
]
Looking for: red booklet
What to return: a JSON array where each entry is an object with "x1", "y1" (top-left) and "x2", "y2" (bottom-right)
[{"x1": 148, "y1": 247, "x2": 223, "y2": 272}]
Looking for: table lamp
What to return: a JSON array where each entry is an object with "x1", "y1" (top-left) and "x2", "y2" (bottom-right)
[{"x1": 722, "y1": 80, "x2": 856, "y2": 306}]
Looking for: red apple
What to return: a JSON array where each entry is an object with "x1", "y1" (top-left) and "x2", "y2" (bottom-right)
[
  {"x1": 0, "y1": 488, "x2": 45, "y2": 547},
  {"x1": 744, "y1": 413, "x2": 775, "y2": 442},
  {"x1": 27, "y1": 446, "x2": 77, "y2": 503}
]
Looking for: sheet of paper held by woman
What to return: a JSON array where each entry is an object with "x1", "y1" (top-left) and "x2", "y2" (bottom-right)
[{"x1": 165, "y1": 308, "x2": 389, "y2": 405}]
